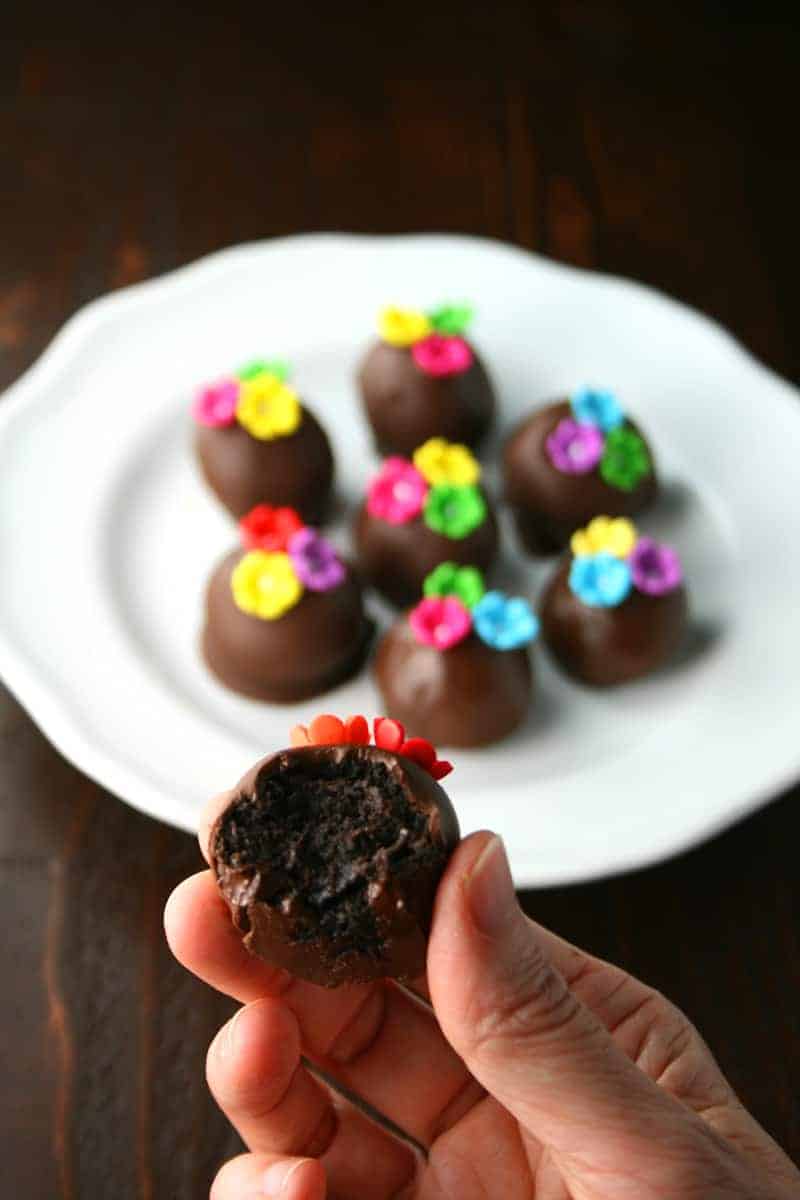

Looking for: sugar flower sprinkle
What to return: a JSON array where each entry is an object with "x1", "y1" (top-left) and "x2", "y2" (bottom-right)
[
  {"x1": 545, "y1": 418, "x2": 605, "y2": 475},
  {"x1": 231, "y1": 551, "x2": 303, "y2": 620},
  {"x1": 423, "y1": 483, "x2": 487, "y2": 539},
  {"x1": 409, "y1": 595, "x2": 472, "y2": 650},
  {"x1": 472, "y1": 591, "x2": 540, "y2": 651},
  {"x1": 413, "y1": 438, "x2": 481, "y2": 487},
  {"x1": 571, "y1": 387, "x2": 625, "y2": 433},
  {"x1": 628, "y1": 536, "x2": 683, "y2": 596},
  {"x1": 569, "y1": 552, "x2": 633, "y2": 608},
  {"x1": 423, "y1": 562, "x2": 485, "y2": 609},
  {"x1": 288, "y1": 528, "x2": 346, "y2": 592},
  {"x1": 366, "y1": 458, "x2": 428, "y2": 524}
]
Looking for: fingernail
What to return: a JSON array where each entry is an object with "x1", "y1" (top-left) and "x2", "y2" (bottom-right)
[
  {"x1": 262, "y1": 1159, "x2": 306, "y2": 1196},
  {"x1": 467, "y1": 835, "x2": 519, "y2": 937}
]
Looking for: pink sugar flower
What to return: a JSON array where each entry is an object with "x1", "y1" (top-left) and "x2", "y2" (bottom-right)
[
  {"x1": 412, "y1": 334, "x2": 474, "y2": 378},
  {"x1": 366, "y1": 458, "x2": 428, "y2": 525},
  {"x1": 193, "y1": 378, "x2": 239, "y2": 427},
  {"x1": 409, "y1": 595, "x2": 472, "y2": 650}
]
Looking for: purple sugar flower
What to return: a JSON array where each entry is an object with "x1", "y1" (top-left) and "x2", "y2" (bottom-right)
[
  {"x1": 629, "y1": 537, "x2": 683, "y2": 596},
  {"x1": 545, "y1": 417, "x2": 604, "y2": 475},
  {"x1": 287, "y1": 528, "x2": 346, "y2": 592}
]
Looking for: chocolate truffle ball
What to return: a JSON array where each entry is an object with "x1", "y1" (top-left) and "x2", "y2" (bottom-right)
[
  {"x1": 203, "y1": 549, "x2": 372, "y2": 702},
  {"x1": 357, "y1": 305, "x2": 495, "y2": 457},
  {"x1": 355, "y1": 493, "x2": 499, "y2": 609},
  {"x1": 360, "y1": 341, "x2": 496, "y2": 457},
  {"x1": 374, "y1": 593, "x2": 536, "y2": 747},
  {"x1": 355, "y1": 439, "x2": 500, "y2": 608},
  {"x1": 192, "y1": 363, "x2": 334, "y2": 523},
  {"x1": 540, "y1": 535, "x2": 688, "y2": 686},
  {"x1": 504, "y1": 398, "x2": 658, "y2": 555},
  {"x1": 196, "y1": 406, "x2": 333, "y2": 524},
  {"x1": 210, "y1": 743, "x2": 460, "y2": 987}
]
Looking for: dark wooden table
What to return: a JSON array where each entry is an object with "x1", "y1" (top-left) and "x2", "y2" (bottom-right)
[{"x1": 2, "y1": 4, "x2": 798, "y2": 1197}]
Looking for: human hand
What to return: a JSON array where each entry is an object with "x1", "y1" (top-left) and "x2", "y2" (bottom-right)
[{"x1": 165, "y1": 798, "x2": 800, "y2": 1199}]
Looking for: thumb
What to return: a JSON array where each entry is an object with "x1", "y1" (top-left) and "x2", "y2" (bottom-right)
[{"x1": 428, "y1": 834, "x2": 712, "y2": 1185}]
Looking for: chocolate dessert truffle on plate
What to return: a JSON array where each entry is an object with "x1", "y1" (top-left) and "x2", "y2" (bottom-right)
[
  {"x1": 355, "y1": 438, "x2": 500, "y2": 607},
  {"x1": 504, "y1": 387, "x2": 657, "y2": 555},
  {"x1": 193, "y1": 358, "x2": 334, "y2": 522},
  {"x1": 203, "y1": 505, "x2": 372, "y2": 701},
  {"x1": 540, "y1": 516, "x2": 688, "y2": 686},
  {"x1": 210, "y1": 714, "x2": 459, "y2": 987},
  {"x1": 374, "y1": 564, "x2": 539, "y2": 746},
  {"x1": 358, "y1": 304, "x2": 496, "y2": 456}
]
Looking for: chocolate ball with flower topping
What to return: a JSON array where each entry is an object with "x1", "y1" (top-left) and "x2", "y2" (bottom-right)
[
  {"x1": 193, "y1": 358, "x2": 334, "y2": 523},
  {"x1": 358, "y1": 303, "x2": 496, "y2": 456},
  {"x1": 202, "y1": 504, "x2": 372, "y2": 701},
  {"x1": 540, "y1": 515, "x2": 688, "y2": 686},
  {"x1": 503, "y1": 387, "x2": 658, "y2": 555},
  {"x1": 354, "y1": 438, "x2": 500, "y2": 608},
  {"x1": 374, "y1": 563, "x2": 538, "y2": 747}
]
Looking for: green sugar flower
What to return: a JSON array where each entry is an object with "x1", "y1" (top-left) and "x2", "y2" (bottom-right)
[
  {"x1": 423, "y1": 562, "x2": 486, "y2": 608},
  {"x1": 236, "y1": 358, "x2": 290, "y2": 383},
  {"x1": 423, "y1": 484, "x2": 487, "y2": 540},
  {"x1": 600, "y1": 427, "x2": 652, "y2": 492},
  {"x1": 427, "y1": 304, "x2": 474, "y2": 336}
]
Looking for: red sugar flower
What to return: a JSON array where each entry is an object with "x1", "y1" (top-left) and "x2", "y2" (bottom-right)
[
  {"x1": 344, "y1": 715, "x2": 370, "y2": 744},
  {"x1": 240, "y1": 504, "x2": 304, "y2": 552},
  {"x1": 374, "y1": 717, "x2": 405, "y2": 751},
  {"x1": 288, "y1": 715, "x2": 453, "y2": 780}
]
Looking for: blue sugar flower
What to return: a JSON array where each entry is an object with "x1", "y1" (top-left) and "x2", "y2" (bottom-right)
[
  {"x1": 570, "y1": 387, "x2": 625, "y2": 433},
  {"x1": 569, "y1": 552, "x2": 632, "y2": 608},
  {"x1": 472, "y1": 591, "x2": 540, "y2": 651}
]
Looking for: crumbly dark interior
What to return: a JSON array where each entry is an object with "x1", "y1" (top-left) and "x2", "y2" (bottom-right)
[{"x1": 216, "y1": 758, "x2": 439, "y2": 959}]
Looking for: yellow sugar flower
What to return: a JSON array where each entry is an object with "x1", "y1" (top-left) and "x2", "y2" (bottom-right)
[
  {"x1": 571, "y1": 516, "x2": 637, "y2": 559},
  {"x1": 378, "y1": 306, "x2": 431, "y2": 347},
  {"x1": 413, "y1": 437, "x2": 481, "y2": 487},
  {"x1": 236, "y1": 374, "x2": 301, "y2": 440},
  {"x1": 231, "y1": 551, "x2": 303, "y2": 620}
]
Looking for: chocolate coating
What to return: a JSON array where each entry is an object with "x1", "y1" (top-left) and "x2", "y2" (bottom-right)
[
  {"x1": 354, "y1": 493, "x2": 500, "y2": 608},
  {"x1": 195, "y1": 404, "x2": 334, "y2": 523},
  {"x1": 503, "y1": 401, "x2": 658, "y2": 555},
  {"x1": 203, "y1": 550, "x2": 372, "y2": 701},
  {"x1": 374, "y1": 618, "x2": 533, "y2": 747},
  {"x1": 358, "y1": 341, "x2": 496, "y2": 457},
  {"x1": 210, "y1": 744, "x2": 460, "y2": 987},
  {"x1": 540, "y1": 558, "x2": 688, "y2": 686}
]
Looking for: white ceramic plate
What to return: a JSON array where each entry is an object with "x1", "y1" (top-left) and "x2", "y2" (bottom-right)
[{"x1": 1, "y1": 234, "x2": 799, "y2": 886}]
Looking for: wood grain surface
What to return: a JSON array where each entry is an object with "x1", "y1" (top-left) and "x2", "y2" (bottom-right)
[{"x1": 1, "y1": 4, "x2": 798, "y2": 1197}]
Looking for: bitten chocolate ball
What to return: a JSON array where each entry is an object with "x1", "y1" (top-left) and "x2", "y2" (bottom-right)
[
  {"x1": 192, "y1": 362, "x2": 334, "y2": 523},
  {"x1": 504, "y1": 397, "x2": 658, "y2": 555},
  {"x1": 375, "y1": 619, "x2": 532, "y2": 747},
  {"x1": 359, "y1": 341, "x2": 496, "y2": 457},
  {"x1": 210, "y1": 743, "x2": 460, "y2": 987},
  {"x1": 540, "y1": 520, "x2": 688, "y2": 686}
]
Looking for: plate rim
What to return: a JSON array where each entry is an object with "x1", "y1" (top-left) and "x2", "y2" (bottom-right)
[{"x1": 1, "y1": 231, "x2": 799, "y2": 887}]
